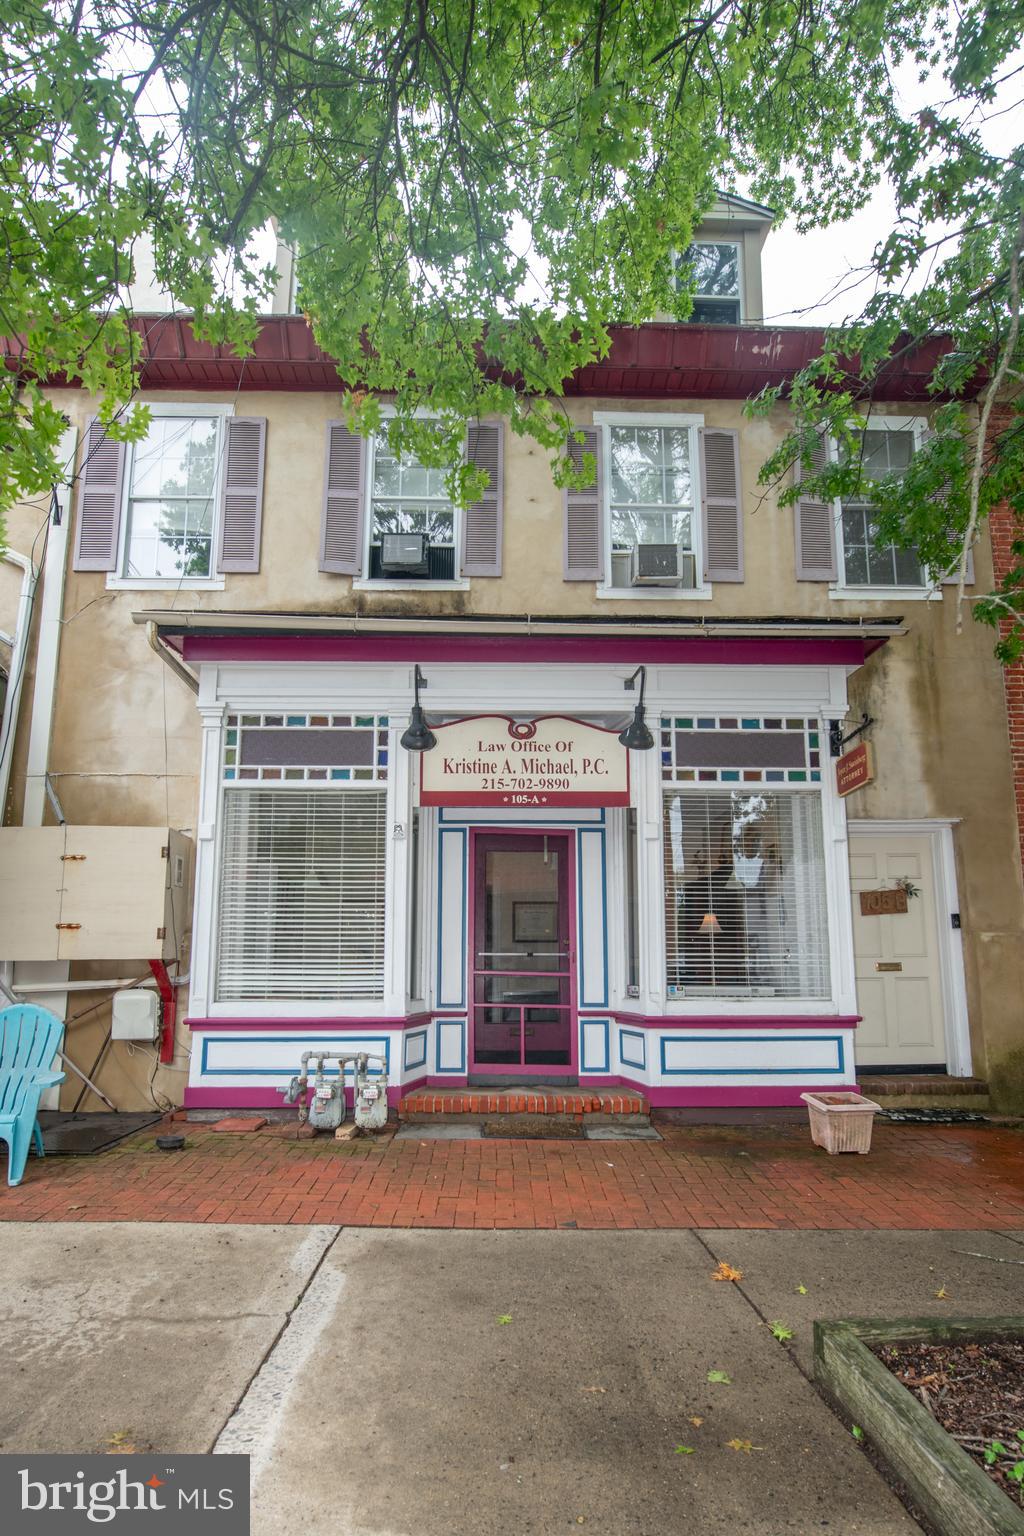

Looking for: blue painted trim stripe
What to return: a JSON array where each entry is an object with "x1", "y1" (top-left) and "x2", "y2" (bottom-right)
[
  {"x1": 579, "y1": 1017, "x2": 610, "y2": 1074},
  {"x1": 659, "y1": 1034, "x2": 846, "y2": 1076},
  {"x1": 200, "y1": 1035, "x2": 392, "y2": 1078},
  {"x1": 618, "y1": 1027, "x2": 646, "y2": 1071},
  {"x1": 577, "y1": 827, "x2": 609, "y2": 1010},
  {"x1": 436, "y1": 827, "x2": 468, "y2": 1010},
  {"x1": 402, "y1": 1029, "x2": 428, "y2": 1072},
  {"x1": 435, "y1": 1017, "x2": 467, "y2": 1075}
]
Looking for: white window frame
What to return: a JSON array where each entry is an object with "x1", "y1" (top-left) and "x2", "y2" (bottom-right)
[
  {"x1": 829, "y1": 414, "x2": 940, "y2": 602},
  {"x1": 354, "y1": 407, "x2": 469, "y2": 592},
  {"x1": 673, "y1": 239, "x2": 744, "y2": 322},
  {"x1": 592, "y1": 411, "x2": 711, "y2": 600},
  {"x1": 106, "y1": 400, "x2": 233, "y2": 592}
]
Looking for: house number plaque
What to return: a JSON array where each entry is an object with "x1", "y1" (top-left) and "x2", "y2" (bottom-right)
[{"x1": 859, "y1": 888, "x2": 909, "y2": 916}]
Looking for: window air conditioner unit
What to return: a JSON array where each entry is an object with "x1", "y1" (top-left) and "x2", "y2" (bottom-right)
[
  {"x1": 380, "y1": 533, "x2": 429, "y2": 576},
  {"x1": 631, "y1": 545, "x2": 696, "y2": 588}
]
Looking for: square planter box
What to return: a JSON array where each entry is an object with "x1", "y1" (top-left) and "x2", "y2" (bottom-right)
[
  {"x1": 815, "y1": 1317, "x2": 1024, "y2": 1536},
  {"x1": 801, "y1": 1090, "x2": 882, "y2": 1153}
]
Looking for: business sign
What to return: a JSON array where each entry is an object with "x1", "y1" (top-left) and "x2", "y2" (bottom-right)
[
  {"x1": 419, "y1": 715, "x2": 629, "y2": 807},
  {"x1": 859, "y1": 887, "x2": 909, "y2": 916},
  {"x1": 0, "y1": 1454, "x2": 249, "y2": 1533},
  {"x1": 836, "y1": 741, "x2": 874, "y2": 798}
]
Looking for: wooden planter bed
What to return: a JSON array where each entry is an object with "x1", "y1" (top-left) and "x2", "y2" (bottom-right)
[{"x1": 815, "y1": 1317, "x2": 1024, "y2": 1536}]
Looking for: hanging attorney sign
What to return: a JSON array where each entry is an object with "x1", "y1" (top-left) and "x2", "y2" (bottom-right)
[
  {"x1": 836, "y1": 741, "x2": 875, "y2": 798},
  {"x1": 419, "y1": 716, "x2": 629, "y2": 807}
]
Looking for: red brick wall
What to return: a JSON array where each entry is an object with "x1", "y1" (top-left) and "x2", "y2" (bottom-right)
[{"x1": 987, "y1": 407, "x2": 1024, "y2": 876}]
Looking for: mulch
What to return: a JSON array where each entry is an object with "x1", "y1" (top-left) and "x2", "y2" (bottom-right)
[{"x1": 873, "y1": 1338, "x2": 1024, "y2": 1507}]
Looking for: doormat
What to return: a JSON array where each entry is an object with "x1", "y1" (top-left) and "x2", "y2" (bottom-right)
[
  {"x1": 879, "y1": 1108, "x2": 989, "y2": 1124},
  {"x1": 481, "y1": 1115, "x2": 584, "y2": 1139},
  {"x1": 36, "y1": 1111, "x2": 162, "y2": 1154}
]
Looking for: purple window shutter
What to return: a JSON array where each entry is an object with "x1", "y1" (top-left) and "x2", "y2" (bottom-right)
[
  {"x1": 793, "y1": 431, "x2": 837, "y2": 581},
  {"x1": 563, "y1": 427, "x2": 604, "y2": 581},
  {"x1": 216, "y1": 417, "x2": 266, "y2": 573},
  {"x1": 941, "y1": 545, "x2": 975, "y2": 586},
  {"x1": 320, "y1": 420, "x2": 366, "y2": 575},
  {"x1": 699, "y1": 427, "x2": 743, "y2": 582},
  {"x1": 461, "y1": 421, "x2": 503, "y2": 576},
  {"x1": 72, "y1": 416, "x2": 126, "y2": 571}
]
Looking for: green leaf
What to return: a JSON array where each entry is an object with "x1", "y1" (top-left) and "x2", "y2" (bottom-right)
[
  {"x1": 851, "y1": 1425, "x2": 864, "y2": 1441},
  {"x1": 769, "y1": 1322, "x2": 795, "y2": 1342},
  {"x1": 673, "y1": 1445, "x2": 696, "y2": 1455},
  {"x1": 706, "y1": 1370, "x2": 732, "y2": 1384},
  {"x1": 496, "y1": 1314, "x2": 513, "y2": 1325}
]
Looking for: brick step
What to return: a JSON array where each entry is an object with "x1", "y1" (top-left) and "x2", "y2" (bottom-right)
[
  {"x1": 399, "y1": 1089, "x2": 649, "y2": 1121},
  {"x1": 857, "y1": 1074, "x2": 988, "y2": 1098}
]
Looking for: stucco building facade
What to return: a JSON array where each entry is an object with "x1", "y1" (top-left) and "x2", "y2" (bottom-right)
[{"x1": 2, "y1": 206, "x2": 1022, "y2": 1114}]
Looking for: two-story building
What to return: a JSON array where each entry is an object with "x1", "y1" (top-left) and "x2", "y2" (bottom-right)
[{"x1": 2, "y1": 198, "x2": 1022, "y2": 1115}]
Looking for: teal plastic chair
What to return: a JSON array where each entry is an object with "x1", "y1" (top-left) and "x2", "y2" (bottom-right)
[{"x1": 0, "y1": 1005, "x2": 65, "y2": 1187}]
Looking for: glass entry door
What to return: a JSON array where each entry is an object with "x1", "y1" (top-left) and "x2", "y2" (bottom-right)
[{"x1": 470, "y1": 832, "x2": 574, "y2": 1071}]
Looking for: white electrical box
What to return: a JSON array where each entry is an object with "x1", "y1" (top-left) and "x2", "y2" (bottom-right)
[{"x1": 111, "y1": 989, "x2": 161, "y2": 1042}]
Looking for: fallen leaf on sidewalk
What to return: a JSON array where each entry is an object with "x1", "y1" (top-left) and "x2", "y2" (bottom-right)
[
  {"x1": 105, "y1": 1431, "x2": 137, "y2": 1454},
  {"x1": 711, "y1": 1261, "x2": 743, "y2": 1282},
  {"x1": 689, "y1": 1416, "x2": 704, "y2": 1427},
  {"x1": 581, "y1": 1386, "x2": 606, "y2": 1394},
  {"x1": 769, "y1": 1321, "x2": 794, "y2": 1342},
  {"x1": 674, "y1": 1445, "x2": 695, "y2": 1455},
  {"x1": 496, "y1": 1314, "x2": 512, "y2": 1325},
  {"x1": 795, "y1": 1283, "x2": 808, "y2": 1294},
  {"x1": 935, "y1": 1286, "x2": 948, "y2": 1299},
  {"x1": 725, "y1": 1438, "x2": 763, "y2": 1453},
  {"x1": 851, "y1": 1425, "x2": 864, "y2": 1440},
  {"x1": 707, "y1": 1370, "x2": 732, "y2": 1384}
]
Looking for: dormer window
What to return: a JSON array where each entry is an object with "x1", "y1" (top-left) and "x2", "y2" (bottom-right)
[{"x1": 676, "y1": 241, "x2": 743, "y2": 323}]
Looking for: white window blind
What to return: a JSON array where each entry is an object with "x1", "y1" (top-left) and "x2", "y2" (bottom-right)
[
  {"x1": 663, "y1": 790, "x2": 830, "y2": 999},
  {"x1": 216, "y1": 789, "x2": 387, "y2": 1001}
]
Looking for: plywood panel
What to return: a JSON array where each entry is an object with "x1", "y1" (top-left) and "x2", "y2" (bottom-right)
[{"x1": 0, "y1": 828, "x2": 66, "y2": 961}]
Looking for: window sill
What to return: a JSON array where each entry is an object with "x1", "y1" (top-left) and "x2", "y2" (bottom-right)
[
  {"x1": 596, "y1": 584, "x2": 713, "y2": 601},
  {"x1": 829, "y1": 585, "x2": 939, "y2": 603},
  {"x1": 353, "y1": 578, "x2": 470, "y2": 592},
  {"x1": 105, "y1": 576, "x2": 226, "y2": 592}
]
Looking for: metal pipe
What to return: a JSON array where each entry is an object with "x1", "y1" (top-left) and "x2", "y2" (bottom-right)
[
  {"x1": 0, "y1": 548, "x2": 37, "y2": 820},
  {"x1": 131, "y1": 609, "x2": 906, "y2": 641},
  {"x1": 23, "y1": 430, "x2": 76, "y2": 826},
  {"x1": 10, "y1": 971, "x2": 189, "y2": 996},
  {"x1": 146, "y1": 620, "x2": 199, "y2": 694}
]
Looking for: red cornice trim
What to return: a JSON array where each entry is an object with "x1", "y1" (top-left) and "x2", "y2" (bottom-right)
[{"x1": 11, "y1": 315, "x2": 970, "y2": 401}]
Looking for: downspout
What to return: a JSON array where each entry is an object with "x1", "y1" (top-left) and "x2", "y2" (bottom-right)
[
  {"x1": 23, "y1": 424, "x2": 77, "y2": 826},
  {"x1": 0, "y1": 547, "x2": 37, "y2": 823},
  {"x1": 146, "y1": 621, "x2": 199, "y2": 694}
]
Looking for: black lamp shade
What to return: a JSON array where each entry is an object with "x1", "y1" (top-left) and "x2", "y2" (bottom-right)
[
  {"x1": 400, "y1": 705, "x2": 437, "y2": 752},
  {"x1": 618, "y1": 705, "x2": 654, "y2": 752}
]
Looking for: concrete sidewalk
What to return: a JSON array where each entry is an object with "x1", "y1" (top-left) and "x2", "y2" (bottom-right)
[{"x1": 2, "y1": 1224, "x2": 1024, "y2": 1533}]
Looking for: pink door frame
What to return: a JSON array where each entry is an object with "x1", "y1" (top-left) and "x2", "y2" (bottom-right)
[{"x1": 468, "y1": 828, "x2": 578, "y2": 1076}]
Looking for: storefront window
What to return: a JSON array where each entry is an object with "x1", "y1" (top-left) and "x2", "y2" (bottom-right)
[
  {"x1": 216, "y1": 788, "x2": 387, "y2": 1001},
  {"x1": 662, "y1": 790, "x2": 830, "y2": 999}
]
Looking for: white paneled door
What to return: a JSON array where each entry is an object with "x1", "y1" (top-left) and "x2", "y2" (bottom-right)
[{"x1": 849, "y1": 832, "x2": 947, "y2": 1068}]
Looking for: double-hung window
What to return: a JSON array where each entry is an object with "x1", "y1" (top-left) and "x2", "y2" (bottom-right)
[
  {"x1": 600, "y1": 415, "x2": 705, "y2": 592},
  {"x1": 120, "y1": 410, "x2": 226, "y2": 582},
  {"x1": 660, "y1": 714, "x2": 830, "y2": 1000},
  {"x1": 837, "y1": 422, "x2": 924, "y2": 590},
  {"x1": 675, "y1": 241, "x2": 743, "y2": 323},
  {"x1": 367, "y1": 427, "x2": 458, "y2": 581}
]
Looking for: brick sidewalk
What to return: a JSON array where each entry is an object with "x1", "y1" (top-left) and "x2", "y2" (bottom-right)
[{"x1": 2, "y1": 1119, "x2": 1023, "y2": 1229}]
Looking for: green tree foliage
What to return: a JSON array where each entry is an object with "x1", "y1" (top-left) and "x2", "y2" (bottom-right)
[{"x1": 2, "y1": 2, "x2": 1022, "y2": 648}]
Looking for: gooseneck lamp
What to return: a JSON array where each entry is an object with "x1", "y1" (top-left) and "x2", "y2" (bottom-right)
[
  {"x1": 618, "y1": 665, "x2": 655, "y2": 752},
  {"x1": 400, "y1": 665, "x2": 437, "y2": 752}
]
